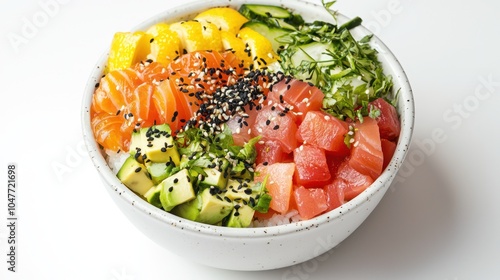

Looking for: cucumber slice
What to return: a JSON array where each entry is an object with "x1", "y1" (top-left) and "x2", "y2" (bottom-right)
[
  {"x1": 281, "y1": 41, "x2": 336, "y2": 84},
  {"x1": 239, "y1": 4, "x2": 304, "y2": 30},
  {"x1": 239, "y1": 4, "x2": 291, "y2": 19},
  {"x1": 241, "y1": 20, "x2": 290, "y2": 51}
]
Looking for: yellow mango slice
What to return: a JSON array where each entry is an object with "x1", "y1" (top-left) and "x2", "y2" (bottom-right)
[
  {"x1": 221, "y1": 31, "x2": 252, "y2": 68},
  {"x1": 237, "y1": 27, "x2": 279, "y2": 69},
  {"x1": 107, "y1": 31, "x2": 152, "y2": 72},
  {"x1": 147, "y1": 23, "x2": 182, "y2": 66},
  {"x1": 169, "y1": 20, "x2": 222, "y2": 53},
  {"x1": 194, "y1": 7, "x2": 249, "y2": 34}
]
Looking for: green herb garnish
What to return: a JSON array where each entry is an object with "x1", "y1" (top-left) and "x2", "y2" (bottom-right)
[{"x1": 277, "y1": 2, "x2": 394, "y2": 121}]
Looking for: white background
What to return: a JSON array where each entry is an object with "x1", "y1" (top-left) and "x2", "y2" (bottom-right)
[{"x1": 1, "y1": 0, "x2": 499, "y2": 279}]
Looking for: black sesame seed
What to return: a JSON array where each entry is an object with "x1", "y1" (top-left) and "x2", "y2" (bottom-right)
[
  {"x1": 273, "y1": 125, "x2": 280, "y2": 130},
  {"x1": 134, "y1": 167, "x2": 142, "y2": 173},
  {"x1": 168, "y1": 186, "x2": 174, "y2": 192},
  {"x1": 171, "y1": 111, "x2": 178, "y2": 122}
]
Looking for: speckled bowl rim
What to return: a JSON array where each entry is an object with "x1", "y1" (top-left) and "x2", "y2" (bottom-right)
[{"x1": 81, "y1": 0, "x2": 414, "y2": 239}]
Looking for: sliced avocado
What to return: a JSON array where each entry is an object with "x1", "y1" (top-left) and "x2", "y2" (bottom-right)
[
  {"x1": 173, "y1": 187, "x2": 234, "y2": 225},
  {"x1": 146, "y1": 161, "x2": 170, "y2": 185},
  {"x1": 129, "y1": 130, "x2": 145, "y2": 163},
  {"x1": 117, "y1": 155, "x2": 154, "y2": 196},
  {"x1": 198, "y1": 159, "x2": 230, "y2": 189},
  {"x1": 172, "y1": 195, "x2": 201, "y2": 221},
  {"x1": 144, "y1": 185, "x2": 162, "y2": 208},
  {"x1": 229, "y1": 161, "x2": 253, "y2": 180},
  {"x1": 159, "y1": 169, "x2": 195, "y2": 211},
  {"x1": 225, "y1": 178, "x2": 271, "y2": 213},
  {"x1": 226, "y1": 203, "x2": 255, "y2": 228},
  {"x1": 196, "y1": 188, "x2": 234, "y2": 225},
  {"x1": 140, "y1": 124, "x2": 180, "y2": 165},
  {"x1": 199, "y1": 168, "x2": 228, "y2": 189},
  {"x1": 225, "y1": 178, "x2": 255, "y2": 201}
]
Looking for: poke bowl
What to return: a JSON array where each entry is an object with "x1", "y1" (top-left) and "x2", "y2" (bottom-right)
[{"x1": 81, "y1": 0, "x2": 414, "y2": 271}]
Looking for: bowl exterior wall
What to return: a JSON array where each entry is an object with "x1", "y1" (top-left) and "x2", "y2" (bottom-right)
[{"x1": 104, "y1": 173, "x2": 392, "y2": 270}]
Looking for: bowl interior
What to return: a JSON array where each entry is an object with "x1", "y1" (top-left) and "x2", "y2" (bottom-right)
[{"x1": 82, "y1": 0, "x2": 414, "y2": 238}]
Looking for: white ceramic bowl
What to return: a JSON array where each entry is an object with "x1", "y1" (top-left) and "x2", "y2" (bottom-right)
[{"x1": 81, "y1": 0, "x2": 414, "y2": 271}]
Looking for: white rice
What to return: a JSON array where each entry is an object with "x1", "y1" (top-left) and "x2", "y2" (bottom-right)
[
  {"x1": 251, "y1": 209, "x2": 302, "y2": 227},
  {"x1": 105, "y1": 149, "x2": 129, "y2": 175}
]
